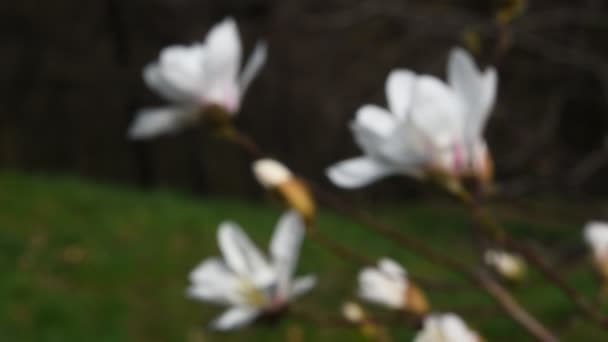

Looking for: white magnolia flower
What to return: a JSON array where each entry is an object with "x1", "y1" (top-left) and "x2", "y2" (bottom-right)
[
  {"x1": 484, "y1": 249, "x2": 526, "y2": 281},
  {"x1": 414, "y1": 313, "x2": 482, "y2": 342},
  {"x1": 128, "y1": 17, "x2": 267, "y2": 139},
  {"x1": 584, "y1": 221, "x2": 608, "y2": 261},
  {"x1": 358, "y1": 258, "x2": 428, "y2": 314},
  {"x1": 327, "y1": 47, "x2": 497, "y2": 188},
  {"x1": 187, "y1": 211, "x2": 316, "y2": 331}
]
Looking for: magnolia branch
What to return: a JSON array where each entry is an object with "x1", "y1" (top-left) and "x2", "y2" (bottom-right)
[
  {"x1": 224, "y1": 128, "x2": 558, "y2": 342},
  {"x1": 457, "y1": 190, "x2": 608, "y2": 328}
]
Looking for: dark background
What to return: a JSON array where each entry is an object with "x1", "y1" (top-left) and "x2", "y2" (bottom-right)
[{"x1": 2, "y1": 0, "x2": 608, "y2": 198}]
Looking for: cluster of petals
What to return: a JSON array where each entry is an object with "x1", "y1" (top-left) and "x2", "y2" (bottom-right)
[
  {"x1": 187, "y1": 210, "x2": 315, "y2": 330},
  {"x1": 414, "y1": 313, "x2": 482, "y2": 342},
  {"x1": 358, "y1": 258, "x2": 409, "y2": 309},
  {"x1": 327, "y1": 48, "x2": 497, "y2": 188},
  {"x1": 128, "y1": 17, "x2": 267, "y2": 139}
]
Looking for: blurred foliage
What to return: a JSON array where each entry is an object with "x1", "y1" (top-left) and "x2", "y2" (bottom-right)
[{"x1": 1, "y1": 172, "x2": 607, "y2": 340}]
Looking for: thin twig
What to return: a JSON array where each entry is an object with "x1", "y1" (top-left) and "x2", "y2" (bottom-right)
[
  {"x1": 459, "y1": 190, "x2": 608, "y2": 328},
  {"x1": 475, "y1": 269, "x2": 559, "y2": 342}
]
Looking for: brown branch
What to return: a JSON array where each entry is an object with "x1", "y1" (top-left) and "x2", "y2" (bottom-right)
[
  {"x1": 475, "y1": 269, "x2": 559, "y2": 342},
  {"x1": 307, "y1": 225, "x2": 374, "y2": 265},
  {"x1": 308, "y1": 183, "x2": 558, "y2": 342},
  {"x1": 459, "y1": 190, "x2": 608, "y2": 328}
]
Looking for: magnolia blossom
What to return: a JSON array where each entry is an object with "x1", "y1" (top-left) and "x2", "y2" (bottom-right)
[
  {"x1": 327, "y1": 47, "x2": 497, "y2": 188},
  {"x1": 252, "y1": 159, "x2": 316, "y2": 225},
  {"x1": 484, "y1": 249, "x2": 526, "y2": 281},
  {"x1": 358, "y1": 258, "x2": 428, "y2": 314},
  {"x1": 128, "y1": 17, "x2": 267, "y2": 139},
  {"x1": 414, "y1": 313, "x2": 482, "y2": 342},
  {"x1": 584, "y1": 221, "x2": 608, "y2": 260},
  {"x1": 584, "y1": 221, "x2": 608, "y2": 280},
  {"x1": 187, "y1": 211, "x2": 316, "y2": 331}
]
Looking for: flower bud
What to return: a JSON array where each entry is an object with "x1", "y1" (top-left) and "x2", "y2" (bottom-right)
[
  {"x1": 342, "y1": 301, "x2": 366, "y2": 323},
  {"x1": 484, "y1": 249, "x2": 526, "y2": 282},
  {"x1": 253, "y1": 159, "x2": 316, "y2": 225},
  {"x1": 404, "y1": 284, "x2": 430, "y2": 316}
]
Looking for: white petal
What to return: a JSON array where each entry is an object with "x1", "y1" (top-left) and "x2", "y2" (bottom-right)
[
  {"x1": 211, "y1": 307, "x2": 259, "y2": 331},
  {"x1": 270, "y1": 211, "x2": 305, "y2": 299},
  {"x1": 189, "y1": 258, "x2": 233, "y2": 285},
  {"x1": 290, "y1": 275, "x2": 317, "y2": 298},
  {"x1": 187, "y1": 258, "x2": 242, "y2": 305},
  {"x1": 350, "y1": 122, "x2": 388, "y2": 159},
  {"x1": 252, "y1": 158, "x2": 292, "y2": 189},
  {"x1": 270, "y1": 211, "x2": 305, "y2": 266},
  {"x1": 127, "y1": 106, "x2": 197, "y2": 139},
  {"x1": 378, "y1": 258, "x2": 406, "y2": 280},
  {"x1": 358, "y1": 268, "x2": 404, "y2": 309},
  {"x1": 470, "y1": 67, "x2": 497, "y2": 138},
  {"x1": 239, "y1": 40, "x2": 267, "y2": 96},
  {"x1": 354, "y1": 104, "x2": 396, "y2": 138},
  {"x1": 448, "y1": 47, "x2": 497, "y2": 141},
  {"x1": 144, "y1": 62, "x2": 199, "y2": 104},
  {"x1": 376, "y1": 120, "x2": 433, "y2": 172},
  {"x1": 156, "y1": 44, "x2": 207, "y2": 102},
  {"x1": 386, "y1": 69, "x2": 415, "y2": 119},
  {"x1": 326, "y1": 157, "x2": 395, "y2": 189},
  {"x1": 448, "y1": 47, "x2": 480, "y2": 111},
  {"x1": 584, "y1": 221, "x2": 608, "y2": 258},
  {"x1": 439, "y1": 313, "x2": 478, "y2": 342},
  {"x1": 217, "y1": 222, "x2": 274, "y2": 286},
  {"x1": 410, "y1": 75, "x2": 465, "y2": 148},
  {"x1": 205, "y1": 18, "x2": 241, "y2": 87},
  {"x1": 349, "y1": 105, "x2": 400, "y2": 160}
]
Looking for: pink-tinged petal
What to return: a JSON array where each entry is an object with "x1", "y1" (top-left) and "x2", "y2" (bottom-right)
[
  {"x1": 239, "y1": 40, "x2": 267, "y2": 96},
  {"x1": 211, "y1": 307, "x2": 260, "y2": 331},
  {"x1": 386, "y1": 69, "x2": 415, "y2": 119},
  {"x1": 127, "y1": 106, "x2": 197, "y2": 139},
  {"x1": 326, "y1": 157, "x2": 396, "y2": 189}
]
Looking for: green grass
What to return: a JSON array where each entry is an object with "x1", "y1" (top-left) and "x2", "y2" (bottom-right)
[{"x1": 0, "y1": 171, "x2": 606, "y2": 341}]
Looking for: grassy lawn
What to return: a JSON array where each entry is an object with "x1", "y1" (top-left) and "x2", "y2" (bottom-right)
[{"x1": 0, "y1": 171, "x2": 606, "y2": 341}]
